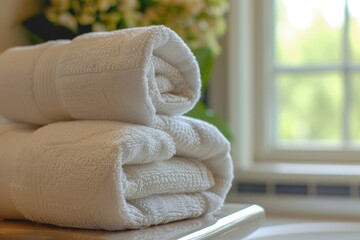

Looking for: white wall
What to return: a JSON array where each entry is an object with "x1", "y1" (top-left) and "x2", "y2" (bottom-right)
[
  {"x1": 0, "y1": 0, "x2": 40, "y2": 122},
  {"x1": 0, "y1": 0, "x2": 39, "y2": 53}
]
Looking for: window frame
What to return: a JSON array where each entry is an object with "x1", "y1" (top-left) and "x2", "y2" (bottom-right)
[
  {"x1": 228, "y1": 0, "x2": 360, "y2": 171},
  {"x1": 271, "y1": 0, "x2": 360, "y2": 149},
  {"x1": 227, "y1": 2, "x2": 360, "y2": 218}
]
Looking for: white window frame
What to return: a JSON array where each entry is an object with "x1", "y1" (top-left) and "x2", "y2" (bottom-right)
[
  {"x1": 226, "y1": 1, "x2": 360, "y2": 217},
  {"x1": 228, "y1": 0, "x2": 360, "y2": 178},
  {"x1": 261, "y1": 0, "x2": 360, "y2": 164}
]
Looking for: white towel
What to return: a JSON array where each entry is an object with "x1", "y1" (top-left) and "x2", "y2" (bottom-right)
[
  {"x1": 0, "y1": 123, "x2": 36, "y2": 220},
  {"x1": 0, "y1": 26, "x2": 200, "y2": 125},
  {"x1": 0, "y1": 116, "x2": 233, "y2": 230}
]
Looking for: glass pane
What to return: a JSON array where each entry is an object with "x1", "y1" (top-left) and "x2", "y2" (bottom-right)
[
  {"x1": 276, "y1": 73, "x2": 343, "y2": 145},
  {"x1": 349, "y1": 0, "x2": 360, "y2": 64},
  {"x1": 350, "y1": 74, "x2": 360, "y2": 142},
  {"x1": 275, "y1": 0, "x2": 344, "y2": 66}
]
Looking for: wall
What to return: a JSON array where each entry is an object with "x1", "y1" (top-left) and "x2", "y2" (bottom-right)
[
  {"x1": 0, "y1": 0, "x2": 40, "y2": 122},
  {"x1": 0, "y1": 0, "x2": 39, "y2": 53}
]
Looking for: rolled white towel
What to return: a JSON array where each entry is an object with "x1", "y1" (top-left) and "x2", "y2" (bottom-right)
[
  {"x1": 0, "y1": 26, "x2": 200, "y2": 126},
  {"x1": 1, "y1": 117, "x2": 233, "y2": 230}
]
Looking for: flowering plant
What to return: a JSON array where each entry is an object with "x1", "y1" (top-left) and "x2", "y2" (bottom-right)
[{"x1": 23, "y1": 0, "x2": 231, "y2": 139}]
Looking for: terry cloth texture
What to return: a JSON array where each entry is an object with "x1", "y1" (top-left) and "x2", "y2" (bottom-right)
[
  {"x1": 0, "y1": 116, "x2": 233, "y2": 230},
  {"x1": 0, "y1": 26, "x2": 200, "y2": 126}
]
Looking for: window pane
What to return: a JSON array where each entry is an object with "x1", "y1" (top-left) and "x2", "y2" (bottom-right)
[
  {"x1": 275, "y1": 0, "x2": 344, "y2": 66},
  {"x1": 350, "y1": 74, "x2": 360, "y2": 142},
  {"x1": 349, "y1": 0, "x2": 360, "y2": 64},
  {"x1": 276, "y1": 73, "x2": 343, "y2": 144}
]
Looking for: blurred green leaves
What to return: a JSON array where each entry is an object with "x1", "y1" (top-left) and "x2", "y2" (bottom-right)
[
  {"x1": 192, "y1": 47, "x2": 215, "y2": 95},
  {"x1": 186, "y1": 47, "x2": 232, "y2": 141},
  {"x1": 187, "y1": 101, "x2": 232, "y2": 141}
]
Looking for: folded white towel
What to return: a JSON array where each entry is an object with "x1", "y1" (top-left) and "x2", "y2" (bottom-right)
[
  {"x1": 1, "y1": 116, "x2": 232, "y2": 230},
  {"x1": 0, "y1": 26, "x2": 200, "y2": 125},
  {"x1": 0, "y1": 123, "x2": 36, "y2": 220}
]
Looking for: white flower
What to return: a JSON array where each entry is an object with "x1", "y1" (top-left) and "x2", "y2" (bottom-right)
[
  {"x1": 50, "y1": 0, "x2": 69, "y2": 11},
  {"x1": 41, "y1": 0, "x2": 228, "y2": 55},
  {"x1": 45, "y1": 7, "x2": 58, "y2": 22},
  {"x1": 78, "y1": 13, "x2": 95, "y2": 25},
  {"x1": 97, "y1": 0, "x2": 116, "y2": 12},
  {"x1": 58, "y1": 12, "x2": 77, "y2": 32},
  {"x1": 92, "y1": 22, "x2": 107, "y2": 32}
]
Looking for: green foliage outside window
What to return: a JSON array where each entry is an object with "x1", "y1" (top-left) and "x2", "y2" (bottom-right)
[{"x1": 275, "y1": 0, "x2": 360, "y2": 144}]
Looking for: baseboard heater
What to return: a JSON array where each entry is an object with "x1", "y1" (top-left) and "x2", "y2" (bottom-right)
[{"x1": 237, "y1": 182, "x2": 354, "y2": 197}]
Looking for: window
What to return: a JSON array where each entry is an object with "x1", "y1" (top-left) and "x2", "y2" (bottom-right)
[
  {"x1": 273, "y1": 0, "x2": 360, "y2": 147},
  {"x1": 228, "y1": 0, "x2": 360, "y2": 166},
  {"x1": 227, "y1": 0, "x2": 360, "y2": 216}
]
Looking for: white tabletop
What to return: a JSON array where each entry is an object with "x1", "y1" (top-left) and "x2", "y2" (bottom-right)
[{"x1": 0, "y1": 204, "x2": 265, "y2": 240}]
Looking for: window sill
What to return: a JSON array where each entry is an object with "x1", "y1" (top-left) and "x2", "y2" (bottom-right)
[
  {"x1": 230, "y1": 162, "x2": 360, "y2": 218},
  {"x1": 236, "y1": 162, "x2": 360, "y2": 181},
  {"x1": 226, "y1": 192, "x2": 360, "y2": 219}
]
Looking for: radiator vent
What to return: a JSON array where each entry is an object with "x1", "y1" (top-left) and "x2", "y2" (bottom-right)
[{"x1": 237, "y1": 182, "x2": 355, "y2": 197}]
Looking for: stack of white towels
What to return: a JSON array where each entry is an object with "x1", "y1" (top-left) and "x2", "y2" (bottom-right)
[{"x1": 0, "y1": 26, "x2": 233, "y2": 231}]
